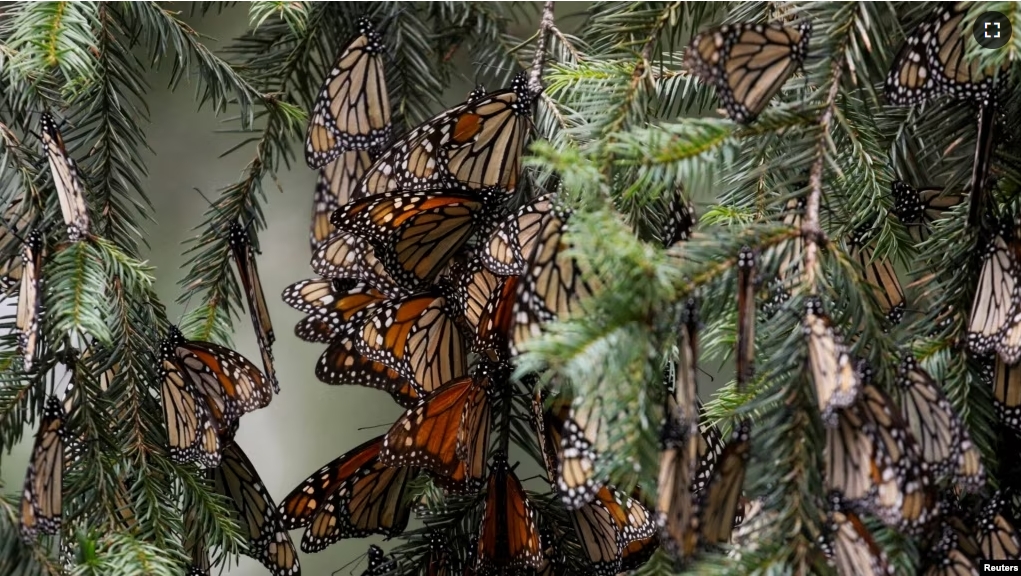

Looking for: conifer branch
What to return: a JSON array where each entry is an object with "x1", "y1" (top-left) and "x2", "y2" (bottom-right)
[
  {"x1": 123, "y1": 1, "x2": 265, "y2": 127},
  {"x1": 0, "y1": 123, "x2": 40, "y2": 203},
  {"x1": 178, "y1": 6, "x2": 319, "y2": 341},
  {"x1": 72, "y1": 3, "x2": 154, "y2": 256}
]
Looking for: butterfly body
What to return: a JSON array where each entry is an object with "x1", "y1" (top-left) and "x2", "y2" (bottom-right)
[
  {"x1": 20, "y1": 396, "x2": 65, "y2": 541},
  {"x1": 15, "y1": 231, "x2": 43, "y2": 371},
  {"x1": 356, "y1": 73, "x2": 533, "y2": 197},
  {"x1": 229, "y1": 222, "x2": 278, "y2": 392},
  {"x1": 40, "y1": 113, "x2": 90, "y2": 241}
]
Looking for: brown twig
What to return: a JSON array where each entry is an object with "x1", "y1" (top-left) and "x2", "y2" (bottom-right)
[
  {"x1": 802, "y1": 63, "x2": 844, "y2": 290},
  {"x1": 528, "y1": 1, "x2": 556, "y2": 95}
]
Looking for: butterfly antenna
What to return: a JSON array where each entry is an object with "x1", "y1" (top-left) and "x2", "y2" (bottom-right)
[
  {"x1": 357, "y1": 422, "x2": 394, "y2": 431},
  {"x1": 375, "y1": 6, "x2": 408, "y2": 33},
  {"x1": 330, "y1": 547, "x2": 367, "y2": 576},
  {"x1": 174, "y1": 288, "x2": 198, "y2": 335}
]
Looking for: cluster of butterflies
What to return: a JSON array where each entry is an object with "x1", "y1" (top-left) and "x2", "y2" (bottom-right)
[{"x1": 6, "y1": 3, "x2": 1020, "y2": 576}]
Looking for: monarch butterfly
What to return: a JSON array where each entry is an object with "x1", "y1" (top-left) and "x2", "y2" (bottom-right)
[
  {"x1": 896, "y1": 356, "x2": 984, "y2": 490},
  {"x1": 848, "y1": 226, "x2": 906, "y2": 326},
  {"x1": 886, "y1": 3, "x2": 1006, "y2": 106},
  {"x1": 357, "y1": 72, "x2": 534, "y2": 197},
  {"x1": 283, "y1": 278, "x2": 388, "y2": 343},
  {"x1": 159, "y1": 326, "x2": 273, "y2": 467},
  {"x1": 927, "y1": 3, "x2": 1008, "y2": 105},
  {"x1": 278, "y1": 435, "x2": 418, "y2": 552},
  {"x1": 994, "y1": 295, "x2": 1021, "y2": 367},
  {"x1": 40, "y1": 112, "x2": 90, "y2": 241},
  {"x1": 0, "y1": 196, "x2": 34, "y2": 292},
  {"x1": 557, "y1": 395, "x2": 618, "y2": 510},
  {"x1": 452, "y1": 255, "x2": 503, "y2": 333},
  {"x1": 476, "y1": 456, "x2": 544, "y2": 573},
  {"x1": 667, "y1": 299, "x2": 701, "y2": 434},
  {"x1": 992, "y1": 358, "x2": 1021, "y2": 434},
  {"x1": 480, "y1": 195, "x2": 553, "y2": 276},
  {"x1": 311, "y1": 150, "x2": 376, "y2": 252},
  {"x1": 316, "y1": 337, "x2": 421, "y2": 408},
  {"x1": 805, "y1": 298, "x2": 861, "y2": 422},
  {"x1": 684, "y1": 22, "x2": 812, "y2": 124},
  {"x1": 228, "y1": 222, "x2": 277, "y2": 393},
  {"x1": 453, "y1": 257, "x2": 519, "y2": 361},
  {"x1": 184, "y1": 505, "x2": 211, "y2": 576},
  {"x1": 361, "y1": 544, "x2": 397, "y2": 575},
  {"x1": 511, "y1": 205, "x2": 600, "y2": 356},
  {"x1": 311, "y1": 230, "x2": 404, "y2": 297},
  {"x1": 660, "y1": 189, "x2": 696, "y2": 247},
  {"x1": 850, "y1": 385, "x2": 936, "y2": 532},
  {"x1": 657, "y1": 302, "x2": 702, "y2": 558},
  {"x1": 356, "y1": 290, "x2": 468, "y2": 395},
  {"x1": 530, "y1": 390, "x2": 570, "y2": 486},
  {"x1": 822, "y1": 495, "x2": 894, "y2": 576},
  {"x1": 885, "y1": 9, "x2": 937, "y2": 105},
  {"x1": 567, "y1": 487, "x2": 626, "y2": 575},
  {"x1": 659, "y1": 407, "x2": 727, "y2": 556},
  {"x1": 330, "y1": 189, "x2": 506, "y2": 290},
  {"x1": 890, "y1": 181, "x2": 963, "y2": 243},
  {"x1": 16, "y1": 230, "x2": 43, "y2": 372},
  {"x1": 616, "y1": 492, "x2": 659, "y2": 570},
  {"x1": 380, "y1": 363, "x2": 495, "y2": 485},
  {"x1": 967, "y1": 222, "x2": 1019, "y2": 357},
  {"x1": 697, "y1": 419, "x2": 751, "y2": 547},
  {"x1": 923, "y1": 513, "x2": 981, "y2": 576},
  {"x1": 213, "y1": 439, "x2": 300, "y2": 576},
  {"x1": 736, "y1": 247, "x2": 756, "y2": 386},
  {"x1": 976, "y1": 493, "x2": 1021, "y2": 561},
  {"x1": 422, "y1": 531, "x2": 458, "y2": 576},
  {"x1": 305, "y1": 18, "x2": 390, "y2": 169},
  {"x1": 657, "y1": 415, "x2": 700, "y2": 559},
  {"x1": 19, "y1": 396, "x2": 65, "y2": 541},
  {"x1": 571, "y1": 486, "x2": 658, "y2": 574}
]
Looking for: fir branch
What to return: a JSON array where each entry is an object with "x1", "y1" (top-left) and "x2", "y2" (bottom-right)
[
  {"x1": 80, "y1": 533, "x2": 182, "y2": 576},
  {"x1": 0, "y1": 120, "x2": 42, "y2": 209},
  {"x1": 0, "y1": 373, "x2": 38, "y2": 457},
  {"x1": 249, "y1": 1, "x2": 309, "y2": 35},
  {"x1": 1, "y1": 1, "x2": 100, "y2": 103},
  {"x1": 177, "y1": 100, "x2": 301, "y2": 343},
  {"x1": 68, "y1": 3, "x2": 155, "y2": 256},
  {"x1": 384, "y1": 6, "x2": 448, "y2": 126},
  {"x1": 122, "y1": 2, "x2": 265, "y2": 127},
  {"x1": 428, "y1": 2, "x2": 533, "y2": 88},
  {"x1": 599, "y1": 2, "x2": 679, "y2": 139},
  {"x1": 45, "y1": 241, "x2": 112, "y2": 346}
]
